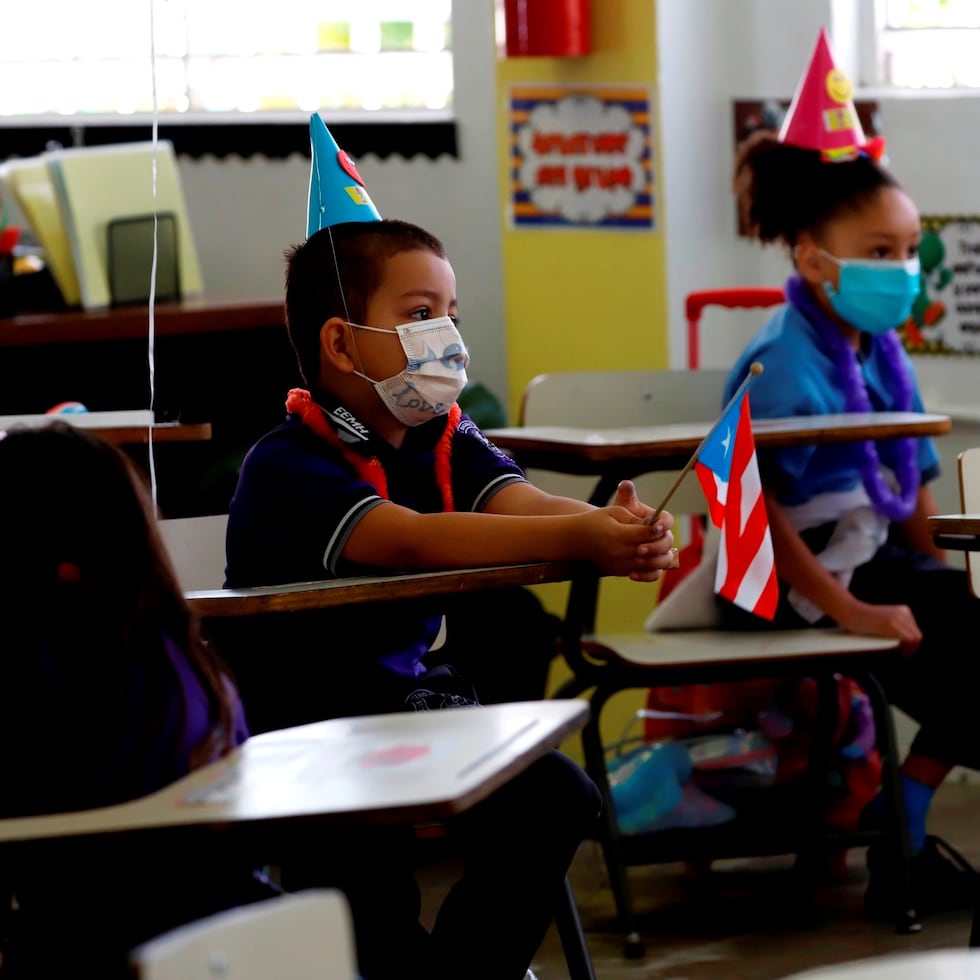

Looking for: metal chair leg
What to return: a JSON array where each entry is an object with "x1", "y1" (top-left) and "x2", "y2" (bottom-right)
[
  {"x1": 860, "y1": 670, "x2": 921, "y2": 935},
  {"x1": 554, "y1": 876, "x2": 597, "y2": 980},
  {"x1": 581, "y1": 689, "x2": 645, "y2": 959}
]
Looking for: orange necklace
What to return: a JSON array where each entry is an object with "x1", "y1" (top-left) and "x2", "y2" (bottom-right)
[{"x1": 285, "y1": 388, "x2": 459, "y2": 512}]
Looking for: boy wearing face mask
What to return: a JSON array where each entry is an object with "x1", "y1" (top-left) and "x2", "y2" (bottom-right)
[
  {"x1": 724, "y1": 30, "x2": 980, "y2": 922},
  {"x1": 224, "y1": 119, "x2": 676, "y2": 980}
]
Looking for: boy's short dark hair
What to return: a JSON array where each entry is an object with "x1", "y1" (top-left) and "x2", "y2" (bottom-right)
[{"x1": 284, "y1": 218, "x2": 447, "y2": 388}]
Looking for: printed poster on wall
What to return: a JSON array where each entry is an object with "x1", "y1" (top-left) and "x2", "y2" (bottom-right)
[
  {"x1": 509, "y1": 85, "x2": 655, "y2": 230},
  {"x1": 901, "y1": 216, "x2": 980, "y2": 355}
]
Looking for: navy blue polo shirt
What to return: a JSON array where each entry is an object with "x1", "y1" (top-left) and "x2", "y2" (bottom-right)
[{"x1": 225, "y1": 395, "x2": 525, "y2": 678}]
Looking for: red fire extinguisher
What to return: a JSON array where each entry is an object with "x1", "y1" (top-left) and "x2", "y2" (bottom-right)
[{"x1": 503, "y1": 0, "x2": 591, "y2": 57}]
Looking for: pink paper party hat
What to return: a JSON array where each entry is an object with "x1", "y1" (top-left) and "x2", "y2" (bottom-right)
[
  {"x1": 778, "y1": 27, "x2": 885, "y2": 163},
  {"x1": 307, "y1": 114, "x2": 381, "y2": 237}
]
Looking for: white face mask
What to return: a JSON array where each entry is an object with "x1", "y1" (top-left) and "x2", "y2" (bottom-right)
[{"x1": 349, "y1": 316, "x2": 470, "y2": 427}]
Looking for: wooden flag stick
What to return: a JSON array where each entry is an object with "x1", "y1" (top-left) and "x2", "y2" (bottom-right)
[{"x1": 644, "y1": 361, "x2": 765, "y2": 526}]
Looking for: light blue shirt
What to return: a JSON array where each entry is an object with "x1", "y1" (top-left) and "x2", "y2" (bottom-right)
[{"x1": 724, "y1": 303, "x2": 940, "y2": 507}]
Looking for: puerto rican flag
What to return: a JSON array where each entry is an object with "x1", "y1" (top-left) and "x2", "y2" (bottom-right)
[{"x1": 695, "y1": 390, "x2": 778, "y2": 620}]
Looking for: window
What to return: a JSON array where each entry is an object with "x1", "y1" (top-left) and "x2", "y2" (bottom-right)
[
  {"x1": 877, "y1": 0, "x2": 980, "y2": 88},
  {"x1": 0, "y1": 1, "x2": 453, "y2": 119}
]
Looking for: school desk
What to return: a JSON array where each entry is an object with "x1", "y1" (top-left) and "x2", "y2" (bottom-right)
[
  {"x1": 185, "y1": 560, "x2": 582, "y2": 618},
  {"x1": 485, "y1": 411, "x2": 953, "y2": 633},
  {"x1": 181, "y1": 562, "x2": 599, "y2": 976},
  {"x1": 0, "y1": 409, "x2": 211, "y2": 446},
  {"x1": 485, "y1": 411, "x2": 951, "y2": 954},
  {"x1": 486, "y1": 411, "x2": 953, "y2": 493},
  {"x1": 780, "y1": 949, "x2": 980, "y2": 978},
  {"x1": 928, "y1": 513, "x2": 980, "y2": 552},
  {"x1": 928, "y1": 453, "x2": 980, "y2": 949},
  {"x1": 0, "y1": 700, "x2": 588, "y2": 841},
  {"x1": 0, "y1": 700, "x2": 597, "y2": 980},
  {"x1": 0, "y1": 297, "x2": 294, "y2": 517}
]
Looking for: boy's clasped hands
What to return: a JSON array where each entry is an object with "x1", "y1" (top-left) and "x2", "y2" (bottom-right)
[{"x1": 591, "y1": 478, "x2": 677, "y2": 582}]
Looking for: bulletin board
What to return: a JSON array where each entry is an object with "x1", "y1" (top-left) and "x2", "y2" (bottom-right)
[
  {"x1": 508, "y1": 85, "x2": 656, "y2": 230},
  {"x1": 900, "y1": 215, "x2": 980, "y2": 356}
]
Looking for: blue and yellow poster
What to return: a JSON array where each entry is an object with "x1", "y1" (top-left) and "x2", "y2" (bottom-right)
[{"x1": 509, "y1": 85, "x2": 655, "y2": 230}]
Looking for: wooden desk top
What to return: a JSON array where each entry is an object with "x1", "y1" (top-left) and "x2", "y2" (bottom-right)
[
  {"x1": 187, "y1": 561, "x2": 582, "y2": 618},
  {"x1": 0, "y1": 700, "x2": 589, "y2": 842},
  {"x1": 0, "y1": 410, "x2": 212, "y2": 445},
  {"x1": 489, "y1": 412, "x2": 953, "y2": 455},
  {"x1": 104, "y1": 422, "x2": 212, "y2": 445},
  {"x1": 928, "y1": 514, "x2": 980, "y2": 537},
  {"x1": 927, "y1": 513, "x2": 980, "y2": 553},
  {"x1": 0, "y1": 296, "x2": 284, "y2": 347},
  {"x1": 486, "y1": 412, "x2": 952, "y2": 473}
]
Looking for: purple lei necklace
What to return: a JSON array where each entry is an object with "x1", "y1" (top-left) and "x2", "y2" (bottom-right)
[{"x1": 784, "y1": 274, "x2": 920, "y2": 522}]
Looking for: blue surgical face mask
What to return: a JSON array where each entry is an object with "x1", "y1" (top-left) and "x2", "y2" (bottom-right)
[{"x1": 820, "y1": 249, "x2": 921, "y2": 336}]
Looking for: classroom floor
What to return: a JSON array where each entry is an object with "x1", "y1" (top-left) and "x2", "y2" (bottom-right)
[{"x1": 418, "y1": 780, "x2": 979, "y2": 979}]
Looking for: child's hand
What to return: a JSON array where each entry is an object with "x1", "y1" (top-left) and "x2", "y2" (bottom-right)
[
  {"x1": 837, "y1": 600, "x2": 922, "y2": 657},
  {"x1": 580, "y1": 505, "x2": 675, "y2": 581},
  {"x1": 612, "y1": 480, "x2": 649, "y2": 519}
]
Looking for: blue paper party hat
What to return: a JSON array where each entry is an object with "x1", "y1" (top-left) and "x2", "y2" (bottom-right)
[{"x1": 307, "y1": 114, "x2": 381, "y2": 237}]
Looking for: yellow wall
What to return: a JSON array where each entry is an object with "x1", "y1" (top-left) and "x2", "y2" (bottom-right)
[
  {"x1": 494, "y1": 1, "x2": 667, "y2": 752},
  {"x1": 496, "y1": 1, "x2": 666, "y2": 415}
]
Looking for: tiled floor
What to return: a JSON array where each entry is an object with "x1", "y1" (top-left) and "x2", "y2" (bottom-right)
[{"x1": 419, "y1": 781, "x2": 979, "y2": 978}]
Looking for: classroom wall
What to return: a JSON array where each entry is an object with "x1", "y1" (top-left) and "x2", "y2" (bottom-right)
[
  {"x1": 10, "y1": 0, "x2": 977, "y2": 447},
  {"x1": 152, "y1": 1, "x2": 980, "y2": 595},
  {"x1": 658, "y1": 0, "x2": 980, "y2": 517},
  {"x1": 174, "y1": 1, "x2": 511, "y2": 414},
  {"x1": 494, "y1": 2, "x2": 667, "y2": 415}
]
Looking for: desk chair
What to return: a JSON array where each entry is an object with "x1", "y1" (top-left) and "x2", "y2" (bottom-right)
[
  {"x1": 955, "y1": 447, "x2": 980, "y2": 948},
  {"x1": 958, "y1": 447, "x2": 980, "y2": 600},
  {"x1": 777, "y1": 949, "x2": 980, "y2": 979},
  {"x1": 130, "y1": 888, "x2": 358, "y2": 980},
  {"x1": 156, "y1": 530, "x2": 599, "y2": 980},
  {"x1": 518, "y1": 368, "x2": 915, "y2": 958},
  {"x1": 158, "y1": 513, "x2": 229, "y2": 592},
  {"x1": 685, "y1": 286, "x2": 785, "y2": 370}
]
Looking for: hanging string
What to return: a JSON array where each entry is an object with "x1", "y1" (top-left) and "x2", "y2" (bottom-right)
[{"x1": 146, "y1": 0, "x2": 160, "y2": 507}]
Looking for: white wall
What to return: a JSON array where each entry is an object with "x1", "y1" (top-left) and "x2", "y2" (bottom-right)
[
  {"x1": 172, "y1": 1, "x2": 510, "y2": 409},
  {"x1": 657, "y1": 0, "x2": 834, "y2": 370},
  {"x1": 7, "y1": 2, "x2": 980, "y2": 449},
  {"x1": 657, "y1": 0, "x2": 980, "y2": 516}
]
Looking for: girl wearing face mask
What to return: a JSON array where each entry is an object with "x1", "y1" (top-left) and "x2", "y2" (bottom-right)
[{"x1": 726, "y1": 128, "x2": 980, "y2": 920}]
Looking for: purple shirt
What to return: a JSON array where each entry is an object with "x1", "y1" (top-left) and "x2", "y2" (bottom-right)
[{"x1": 3, "y1": 634, "x2": 248, "y2": 818}]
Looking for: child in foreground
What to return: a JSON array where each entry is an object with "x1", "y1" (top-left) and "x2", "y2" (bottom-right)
[
  {"x1": 0, "y1": 423, "x2": 265, "y2": 977},
  {"x1": 224, "y1": 117, "x2": 678, "y2": 980}
]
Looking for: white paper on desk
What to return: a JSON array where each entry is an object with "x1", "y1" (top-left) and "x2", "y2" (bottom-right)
[{"x1": 45, "y1": 141, "x2": 203, "y2": 310}]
